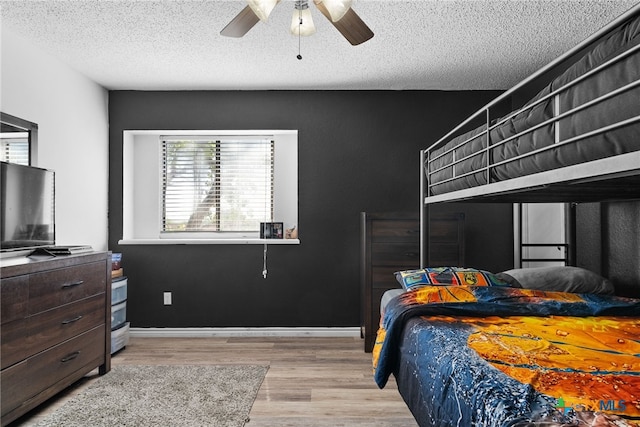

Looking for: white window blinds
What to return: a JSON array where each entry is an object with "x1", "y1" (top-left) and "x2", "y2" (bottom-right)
[
  {"x1": 0, "y1": 134, "x2": 29, "y2": 165},
  {"x1": 162, "y1": 137, "x2": 274, "y2": 233}
]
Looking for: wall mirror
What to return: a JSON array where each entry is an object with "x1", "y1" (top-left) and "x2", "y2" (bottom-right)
[{"x1": 0, "y1": 112, "x2": 38, "y2": 165}]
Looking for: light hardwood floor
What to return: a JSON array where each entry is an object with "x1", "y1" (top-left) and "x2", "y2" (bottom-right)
[{"x1": 11, "y1": 336, "x2": 419, "y2": 427}]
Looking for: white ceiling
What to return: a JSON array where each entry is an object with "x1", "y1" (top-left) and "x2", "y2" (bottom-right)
[{"x1": 1, "y1": 0, "x2": 638, "y2": 91}]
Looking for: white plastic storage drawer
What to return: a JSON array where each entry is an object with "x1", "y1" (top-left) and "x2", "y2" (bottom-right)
[
  {"x1": 111, "y1": 301, "x2": 127, "y2": 330},
  {"x1": 111, "y1": 322, "x2": 130, "y2": 354},
  {"x1": 111, "y1": 277, "x2": 127, "y2": 305}
]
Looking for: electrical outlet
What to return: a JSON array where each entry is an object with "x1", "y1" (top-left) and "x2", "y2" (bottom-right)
[{"x1": 163, "y1": 292, "x2": 172, "y2": 305}]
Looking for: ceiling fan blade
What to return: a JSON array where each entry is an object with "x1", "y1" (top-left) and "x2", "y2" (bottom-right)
[
  {"x1": 314, "y1": 1, "x2": 373, "y2": 45},
  {"x1": 220, "y1": 5, "x2": 260, "y2": 38}
]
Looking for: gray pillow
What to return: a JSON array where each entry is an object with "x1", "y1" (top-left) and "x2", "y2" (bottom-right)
[{"x1": 496, "y1": 266, "x2": 615, "y2": 295}]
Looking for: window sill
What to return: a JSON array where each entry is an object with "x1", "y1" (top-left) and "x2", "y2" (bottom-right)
[{"x1": 118, "y1": 238, "x2": 300, "y2": 245}]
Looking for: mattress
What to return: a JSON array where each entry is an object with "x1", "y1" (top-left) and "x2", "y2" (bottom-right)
[
  {"x1": 426, "y1": 13, "x2": 640, "y2": 196},
  {"x1": 380, "y1": 288, "x2": 404, "y2": 315},
  {"x1": 373, "y1": 285, "x2": 640, "y2": 426}
]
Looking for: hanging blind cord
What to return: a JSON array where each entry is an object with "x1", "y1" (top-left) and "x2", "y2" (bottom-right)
[
  {"x1": 263, "y1": 243, "x2": 268, "y2": 279},
  {"x1": 262, "y1": 139, "x2": 269, "y2": 279}
]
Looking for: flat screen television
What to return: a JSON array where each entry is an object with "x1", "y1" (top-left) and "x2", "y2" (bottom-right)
[{"x1": 0, "y1": 161, "x2": 55, "y2": 253}]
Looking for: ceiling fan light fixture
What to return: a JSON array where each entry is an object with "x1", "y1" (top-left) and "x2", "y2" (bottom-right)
[
  {"x1": 319, "y1": 0, "x2": 352, "y2": 22},
  {"x1": 247, "y1": 0, "x2": 278, "y2": 21},
  {"x1": 290, "y1": 1, "x2": 316, "y2": 37}
]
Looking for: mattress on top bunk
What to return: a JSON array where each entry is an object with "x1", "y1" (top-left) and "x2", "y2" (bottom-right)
[
  {"x1": 428, "y1": 125, "x2": 490, "y2": 194},
  {"x1": 427, "y1": 13, "x2": 640, "y2": 196}
]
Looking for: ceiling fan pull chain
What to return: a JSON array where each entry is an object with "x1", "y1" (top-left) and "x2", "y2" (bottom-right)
[{"x1": 297, "y1": 6, "x2": 303, "y2": 60}]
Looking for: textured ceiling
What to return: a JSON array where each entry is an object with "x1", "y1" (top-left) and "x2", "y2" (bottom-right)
[{"x1": 0, "y1": 0, "x2": 638, "y2": 91}]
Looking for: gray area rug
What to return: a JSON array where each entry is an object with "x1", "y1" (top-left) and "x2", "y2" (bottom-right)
[{"x1": 35, "y1": 365, "x2": 268, "y2": 427}]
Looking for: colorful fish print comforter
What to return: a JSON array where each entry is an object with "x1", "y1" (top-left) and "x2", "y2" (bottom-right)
[{"x1": 373, "y1": 285, "x2": 640, "y2": 426}]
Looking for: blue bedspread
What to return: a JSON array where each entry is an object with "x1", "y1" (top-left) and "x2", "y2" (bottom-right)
[{"x1": 373, "y1": 285, "x2": 640, "y2": 426}]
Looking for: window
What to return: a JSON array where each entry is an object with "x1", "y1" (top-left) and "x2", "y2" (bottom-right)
[
  {"x1": 1, "y1": 112, "x2": 37, "y2": 166},
  {"x1": 120, "y1": 130, "x2": 298, "y2": 244},
  {"x1": 162, "y1": 137, "x2": 274, "y2": 234},
  {"x1": 0, "y1": 134, "x2": 29, "y2": 165}
]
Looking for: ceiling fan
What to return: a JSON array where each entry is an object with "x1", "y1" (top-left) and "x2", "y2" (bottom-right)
[{"x1": 220, "y1": 0, "x2": 374, "y2": 46}]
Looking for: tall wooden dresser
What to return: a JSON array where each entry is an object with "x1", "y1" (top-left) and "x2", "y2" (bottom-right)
[
  {"x1": 360, "y1": 212, "x2": 465, "y2": 352},
  {"x1": 1, "y1": 252, "x2": 112, "y2": 426}
]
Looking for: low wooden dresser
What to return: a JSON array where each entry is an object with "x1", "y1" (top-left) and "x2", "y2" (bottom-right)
[
  {"x1": 1, "y1": 251, "x2": 111, "y2": 426},
  {"x1": 360, "y1": 212, "x2": 465, "y2": 352}
]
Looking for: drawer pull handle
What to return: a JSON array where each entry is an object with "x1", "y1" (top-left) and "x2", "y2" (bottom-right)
[
  {"x1": 62, "y1": 280, "x2": 84, "y2": 289},
  {"x1": 62, "y1": 315, "x2": 83, "y2": 325},
  {"x1": 61, "y1": 351, "x2": 81, "y2": 363}
]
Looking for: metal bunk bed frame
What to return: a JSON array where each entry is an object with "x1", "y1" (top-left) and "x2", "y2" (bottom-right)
[{"x1": 419, "y1": 3, "x2": 640, "y2": 268}]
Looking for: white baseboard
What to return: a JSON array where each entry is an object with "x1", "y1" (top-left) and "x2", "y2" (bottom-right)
[{"x1": 129, "y1": 327, "x2": 361, "y2": 338}]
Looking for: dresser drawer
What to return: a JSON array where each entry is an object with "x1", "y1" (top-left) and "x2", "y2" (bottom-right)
[
  {"x1": 371, "y1": 242, "x2": 420, "y2": 266},
  {"x1": 1, "y1": 294, "x2": 104, "y2": 370},
  {"x1": 371, "y1": 266, "x2": 405, "y2": 290},
  {"x1": 371, "y1": 220, "x2": 420, "y2": 242},
  {"x1": 0, "y1": 319, "x2": 28, "y2": 370},
  {"x1": 28, "y1": 262, "x2": 106, "y2": 314},
  {"x1": 0, "y1": 275, "x2": 28, "y2": 325},
  {"x1": 31, "y1": 295, "x2": 105, "y2": 359},
  {"x1": 430, "y1": 243, "x2": 465, "y2": 266},
  {"x1": 1, "y1": 325, "x2": 106, "y2": 416},
  {"x1": 0, "y1": 293, "x2": 105, "y2": 369}
]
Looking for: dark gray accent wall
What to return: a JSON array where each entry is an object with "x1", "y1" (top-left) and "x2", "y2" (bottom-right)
[
  {"x1": 108, "y1": 90, "x2": 514, "y2": 328},
  {"x1": 577, "y1": 201, "x2": 640, "y2": 298}
]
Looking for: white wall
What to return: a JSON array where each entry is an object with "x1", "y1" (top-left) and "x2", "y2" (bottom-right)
[{"x1": 1, "y1": 27, "x2": 109, "y2": 251}]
